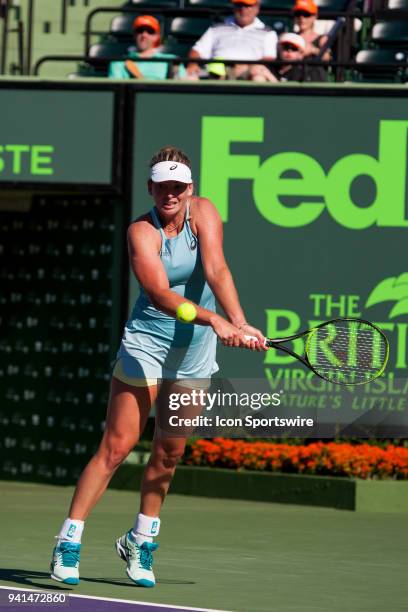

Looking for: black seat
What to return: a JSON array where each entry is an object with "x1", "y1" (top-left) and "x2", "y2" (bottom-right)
[
  {"x1": 126, "y1": 0, "x2": 180, "y2": 6},
  {"x1": 316, "y1": 0, "x2": 348, "y2": 10},
  {"x1": 261, "y1": 15, "x2": 290, "y2": 34},
  {"x1": 261, "y1": 0, "x2": 349, "y2": 11},
  {"x1": 160, "y1": 39, "x2": 192, "y2": 57},
  {"x1": 185, "y1": 0, "x2": 230, "y2": 7},
  {"x1": 110, "y1": 15, "x2": 135, "y2": 39},
  {"x1": 353, "y1": 48, "x2": 408, "y2": 82},
  {"x1": 260, "y1": 0, "x2": 294, "y2": 9},
  {"x1": 88, "y1": 41, "x2": 135, "y2": 60},
  {"x1": 387, "y1": 0, "x2": 408, "y2": 7},
  {"x1": 76, "y1": 64, "x2": 108, "y2": 78},
  {"x1": 371, "y1": 21, "x2": 408, "y2": 46},
  {"x1": 168, "y1": 17, "x2": 214, "y2": 40}
]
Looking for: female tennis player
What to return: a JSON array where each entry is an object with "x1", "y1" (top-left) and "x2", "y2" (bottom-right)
[{"x1": 50, "y1": 146, "x2": 266, "y2": 588}]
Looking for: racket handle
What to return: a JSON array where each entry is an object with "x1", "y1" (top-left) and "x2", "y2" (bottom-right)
[{"x1": 244, "y1": 334, "x2": 268, "y2": 348}]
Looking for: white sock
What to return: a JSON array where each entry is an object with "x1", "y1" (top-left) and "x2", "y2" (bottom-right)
[
  {"x1": 57, "y1": 518, "x2": 84, "y2": 544},
  {"x1": 132, "y1": 513, "x2": 160, "y2": 546}
]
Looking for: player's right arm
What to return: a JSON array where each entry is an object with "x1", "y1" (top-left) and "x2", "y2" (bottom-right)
[{"x1": 127, "y1": 221, "x2": 246, "y2": 347}]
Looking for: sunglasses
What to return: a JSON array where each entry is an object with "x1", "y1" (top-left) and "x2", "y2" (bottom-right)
[
  {"x1": 134, "y1": 26, "x2": 157, "y2": 35},
  {"x1": 294, "y1": 10, "x2": 313, "y2": 17},
  {"x1": 280, "y1": 44, "x2": 301, "y2": 51}
]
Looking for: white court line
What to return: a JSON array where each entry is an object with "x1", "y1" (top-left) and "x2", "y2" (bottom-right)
[{"x1": 0, "y1": 586, "x2": 231, "y2": 612}]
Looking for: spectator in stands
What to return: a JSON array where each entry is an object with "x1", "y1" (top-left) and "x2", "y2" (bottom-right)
[
  {"x1": 186, "y1": 0, "x2": 277, "y2": 80},
  {"x1": 292, "y1": 0, "x2": 331, "y2": 60},
  {"x1": 247, "y1": 33, "x2": 327, "y2": 82},
  {"x1": 108, "y1": 15, "x2": 185, "y2": 80}
]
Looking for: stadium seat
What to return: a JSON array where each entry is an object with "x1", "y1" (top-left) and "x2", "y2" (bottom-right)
[
  {"x1": 260, "y1": 0, "x2": 294, "y2": 9},
  {"x1": 126, "y1": 0, "x2": 180, "y2": 6},
  {"x1": 88, "y1": 41, "x2": 136, "y2": 60},
  {"x1": 75, "y1": 64, "x2": 106, "y2": 78},
  {"x1": 315, "y1": 0, "x2": 349, "y2": 10},
  {"x1": 185, "y1": 0, "x2": 231, "y2": 7},
  {"x1": 371, "y1": 21, "x2": 408, "y2": 46},
  {"x1": 110, "y1": 15, "x2": 136, "y2": 39},
  {"x1": 387, "y1": 0, "x2": 408, "y2": 8},
  {"x1": 261, "y1": 0, "x2": 351, "y2": 13},
  {"x1": 160, "y1": 39, "x2": 192, "y2": 57},
  {"x1": 168, "y1": 17, "x2": 214, "y2": 40},
  {"x1": 261, "y1": 15, "x2": 291, "y2": 34},
  {"x1": 353, "y1": 48, "x2": 408, "y2": 82}
]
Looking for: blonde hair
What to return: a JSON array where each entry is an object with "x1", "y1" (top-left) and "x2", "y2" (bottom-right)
[{"x1": 149, "y1": 146, "x2": 192, "y2": 169}]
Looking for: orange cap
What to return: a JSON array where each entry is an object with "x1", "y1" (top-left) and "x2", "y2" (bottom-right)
[
  {"x1": 133, "y1": 15, "x2": 161, "y2": 34},
  {"x1": 231, "y1": 0, "x2": 258, "y2": 5},
  {"x1": 292, "y1": 0, "x2": 318, "y2": 14}
]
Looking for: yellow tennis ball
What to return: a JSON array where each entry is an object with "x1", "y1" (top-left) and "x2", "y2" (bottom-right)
[{"x1": 176, "y1": 302, "x2": 197, "y2": 323}]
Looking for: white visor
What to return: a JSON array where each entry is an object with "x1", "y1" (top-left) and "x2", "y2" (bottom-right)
[{"x1": 150, "y1": 161, "x2": 192, "y2": 184}]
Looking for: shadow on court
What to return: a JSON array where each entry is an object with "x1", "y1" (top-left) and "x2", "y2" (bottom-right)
[
  {"x1": 0, "y1": 569, "x2": 71, "y2": 591},
  {"x1": 0, "y1": 568, "x2": 196, "y2": 591}
]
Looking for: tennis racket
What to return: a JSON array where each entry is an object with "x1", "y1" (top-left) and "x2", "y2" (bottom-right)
[{"x1": 245, "y1": 317, "x2": 389, "y2": 386}]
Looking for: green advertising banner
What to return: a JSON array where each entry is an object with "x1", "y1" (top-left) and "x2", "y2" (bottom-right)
[
  {"x1": 0, "y1": 88, "x2": 115, "y2": 185},
  {"x1": 132, "y1": 89, "x2": 408, "y2": 434}
]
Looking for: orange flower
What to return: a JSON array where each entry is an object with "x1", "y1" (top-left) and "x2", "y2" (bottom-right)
[{"x1": 183, "y1": 439, "x2": 408, "y2": 479}]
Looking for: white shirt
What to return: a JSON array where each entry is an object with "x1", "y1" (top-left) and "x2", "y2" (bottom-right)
[{"x1": 192, "y1": 17, "x2": 277, "y2": 61}]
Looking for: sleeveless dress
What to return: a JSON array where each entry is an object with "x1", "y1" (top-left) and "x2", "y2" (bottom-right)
[{"x1": 115, "y1": 202, "x2": 218, "y2": 381}]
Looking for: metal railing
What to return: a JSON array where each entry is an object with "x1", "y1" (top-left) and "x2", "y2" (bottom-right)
[
  {"x1": 0, "y1": 0, "x2": 10, "y2": 74},
  {"x1": 32, "y1": 53, "x2": 408, "y2": 83},
  {"x1": 0, "y1": 0, "x2": 25, "y2": 75},
  {"x1": 26, "y1": 0, "x2": 34, "y2": 74},
  {"x1": 61, "y1": 0, "x2": 68, "y2": 34}
]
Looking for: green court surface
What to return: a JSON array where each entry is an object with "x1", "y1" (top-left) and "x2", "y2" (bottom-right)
[{"x1": 1, "y1": 481, "x2": 407, "y2": 612}]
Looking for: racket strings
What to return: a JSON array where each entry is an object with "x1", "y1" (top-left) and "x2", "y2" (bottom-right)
[{"x1": 306, "y1": 322, "x2": 388, "y2": 384}]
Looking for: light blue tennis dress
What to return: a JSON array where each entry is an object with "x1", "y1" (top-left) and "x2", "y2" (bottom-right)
[{"x1": 116, "y1": 203, "x2": 218, "y2": 380}]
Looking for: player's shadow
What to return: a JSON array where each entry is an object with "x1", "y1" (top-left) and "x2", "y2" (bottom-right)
[
  {"x1": 0, "y1": 569, "x2": 72, "y2": 591},
  {"x1": 155, "y1": 579, "x2": 196, "y2": 585},
  {"x1": 81, "y1": 576, "x2": 196, "y2": 587},
  {"x1": 0, "y1": 569, "x2": 195, "y2": 589}
]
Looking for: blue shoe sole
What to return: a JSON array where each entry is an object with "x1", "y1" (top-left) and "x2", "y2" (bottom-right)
[
  {"x1": 134, "y1": 579, "x2": 155, "y2": 588},
  {"x1": 50, "y1": 573, "x2": 79, "y2": 585},
  {"x1": 63, "y1": 577, "x2": 80, "y2": 585}
]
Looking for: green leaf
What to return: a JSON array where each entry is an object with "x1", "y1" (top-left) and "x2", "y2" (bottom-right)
[
  {"x1": 390, "y1": 297, "x2": 408, "y2": 319},
  {"x1": 366, "y1": 273, "x2": 408, "y2": 309}
]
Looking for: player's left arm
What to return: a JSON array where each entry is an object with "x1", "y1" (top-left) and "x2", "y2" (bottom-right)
[{"x1": 195, "y1": 198, "x2": 266, "y2": 348}]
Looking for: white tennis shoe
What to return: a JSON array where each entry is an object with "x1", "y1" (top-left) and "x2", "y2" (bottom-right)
[
  {"x1": 50, "y1": 540, "x2": 81, "y2": 585},
  {"x1": 115, "y1": 530, "x2": 158, "y2": 587}
]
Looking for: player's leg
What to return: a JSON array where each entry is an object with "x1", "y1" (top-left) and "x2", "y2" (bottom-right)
[
  {"x1": 51, "y1": 377, "x2": 158, "y2": 584},
  {"x1": 69, "y1": 379, "x2": 156, "y2": 519},
  {"x1": 140, "y1": 436, "x2": 188, "y2": 515},
  {"x1": 140, "y1": 379, "x2": 206, "y2": 514},
  {"x1": 115, "y1": 435, "x2": 188, "y2": 588},
  {"x1": 115, "y1": 380, "x2": 206, "y2": 587}
]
